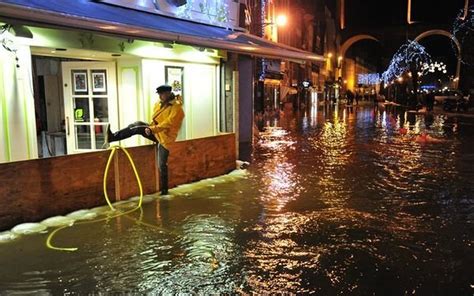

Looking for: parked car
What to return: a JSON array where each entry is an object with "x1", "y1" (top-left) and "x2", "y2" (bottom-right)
[
  {"x1": 434, "y1": 90, "x2": 464, "y2": 105},
  {"x1": 443, "y1": 96, "x2": 469, "y2": 112}
]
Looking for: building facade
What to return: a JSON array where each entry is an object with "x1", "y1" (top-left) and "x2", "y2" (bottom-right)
[{"x1": 246, "y1": 0, "x2": 340, "y2": 116}]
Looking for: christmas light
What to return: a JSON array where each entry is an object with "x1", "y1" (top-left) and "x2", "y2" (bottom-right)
[
  {"x1": 452, "y1": 4, "x2": 474, "y2": 65},
  {"x1": 381, "y1": 40, "x2": 432, "y2": 84},
  {"x1": 259, "y1": 0, "x2": 267, "y2": 81},
  {"x1": 358, "y1": 73, "x2": 380, "y2": 85}
]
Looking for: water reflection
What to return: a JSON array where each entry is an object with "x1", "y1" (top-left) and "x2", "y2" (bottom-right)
[
  {"x1": 150, "y1": 214, "x2": 238, "y2": 294},
  {"x1": 244, "y1": 104, "x2": 472, "y2": 294},
  {"x1": 257, "y1": 126, "x2": 300, "y2": 211}
]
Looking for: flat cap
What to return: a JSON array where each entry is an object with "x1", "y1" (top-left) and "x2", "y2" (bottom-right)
[{"x1": 156, "y1": 85, "x2": 172, "y2": 93}]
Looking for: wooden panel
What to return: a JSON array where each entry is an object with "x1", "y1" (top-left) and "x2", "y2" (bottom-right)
[
  {"x1": 117, "y1": 145, "x2": 156, "y2": 199},
  {"x1": 0, "y1": 134, "x2": 236, "y2": 230},
  {"x1": 0, "y1": 151, "x2": 116, "y2": 229},
  {"x1": 168, "y1": 134, "x2": 236, "y2": 188}
]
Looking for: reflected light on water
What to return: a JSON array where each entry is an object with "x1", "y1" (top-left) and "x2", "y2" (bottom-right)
[{"x1": 258, "y1": 126, "x2": 300, "y2": 211}]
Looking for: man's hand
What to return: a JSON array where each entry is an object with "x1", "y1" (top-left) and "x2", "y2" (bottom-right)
[{"x1": 147, "y1": 125, "x2": 166, "y2": 135}]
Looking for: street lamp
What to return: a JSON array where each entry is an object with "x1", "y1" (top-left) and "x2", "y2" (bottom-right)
[
  {"x1": 337, "y1": 56, "x2": 343, "y2": 68},
  {"x1": 263, "y1": 14, "x2": 288, "y2": 27},
  {"x1": 276, "y1": 15, "x2": 287, "y2": 26}
]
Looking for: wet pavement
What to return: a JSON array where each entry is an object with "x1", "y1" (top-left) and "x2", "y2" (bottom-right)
[{"x1": 0, "y1": 104, "x2": 473, "y2": 294}]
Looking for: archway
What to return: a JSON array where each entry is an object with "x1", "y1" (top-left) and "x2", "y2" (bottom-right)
[
  {"x1": 340, "y1": 34, "x2": 380, "y2": 59},
  {"x1": 340, "y1": 35, "x2": 381, "y2": 91},
  {"x1": 414, "y1": 29, "x2": 462, "y2": 88}
]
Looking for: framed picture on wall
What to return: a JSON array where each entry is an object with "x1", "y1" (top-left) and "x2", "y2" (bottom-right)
[
  {"x1": 165, "y1": 66, "x2": 184, "y2": 99},
  {"x1": 73, "y1": 72, "x2": 88, "y2": 92},
  {"x1": 92, "y1": 71, "x2": 107, "y2": 92}
]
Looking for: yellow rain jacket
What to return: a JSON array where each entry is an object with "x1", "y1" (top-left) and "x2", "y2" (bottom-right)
[{"x1": 149, "y1": 98, "x2": 185, "y2": 149}]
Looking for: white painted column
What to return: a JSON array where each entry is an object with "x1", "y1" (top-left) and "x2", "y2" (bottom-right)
[
  {"x1": 118, "y1": 59, "x2": 143, "y2": 147},
  {"x1": 0, "y1": 42, "x2": 38, "y2": 163}
]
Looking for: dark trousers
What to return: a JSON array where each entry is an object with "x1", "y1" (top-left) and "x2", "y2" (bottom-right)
[
  {"x1": 111, "y1": 121, "x2": 169, "y2": 194},
  {"x1": 110, "y1": 121, "x2": 157, "y2": 143},
  {"x1": 157, "y1": 144, "x2": 169, "y2": 194}
]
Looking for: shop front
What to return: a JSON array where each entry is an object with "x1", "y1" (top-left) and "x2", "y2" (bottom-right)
[
  {"x1": 0, "y1": 24, "x2": 229, "y2": 161},
  {"x1": 0, "y1": 0, "x2": 324, "y2": 229}
]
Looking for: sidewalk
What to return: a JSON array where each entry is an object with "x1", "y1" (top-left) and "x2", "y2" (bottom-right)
[
  {"x1": 380, "y1": 101, "x2": 474, "y2": 119},
  {"x1": 430, "y1": 106, "x2": 474, "y2": 119}
]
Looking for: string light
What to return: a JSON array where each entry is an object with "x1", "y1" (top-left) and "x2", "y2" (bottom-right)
[
  {"x1": 421, "y1": 61, "x2": 447, "y2": 74},
  {"x1": 259, "y1": 0, "x2": 267, "y2": 81},
  {"x1": 452, "y1": 4, "x2": 474, "y2": 66},
  {"x1": 358, "y1": 73, "x2": 380, "y2": 85},
  {"x1": 381, "y1": 40, "x2": 432, "y2": 84}
]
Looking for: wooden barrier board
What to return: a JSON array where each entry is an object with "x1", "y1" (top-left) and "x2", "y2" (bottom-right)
[{"x1": 0, "y1": 134, "x2": 236, "y2": 230}]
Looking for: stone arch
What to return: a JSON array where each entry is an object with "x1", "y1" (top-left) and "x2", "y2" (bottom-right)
[
  {"x1": 414, "y1": 29, "x2": 462, "y2": 88},
  {"x1": 339, "y1": 35, "x2": 381, "y2": 90},
  {"x1": 340, "y1": 34, "x2": 380, "y2": 59}
]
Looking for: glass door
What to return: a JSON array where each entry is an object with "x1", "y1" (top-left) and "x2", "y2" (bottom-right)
[{"x1": 62, "y1": 62, "x2": 118, "y2": 154}]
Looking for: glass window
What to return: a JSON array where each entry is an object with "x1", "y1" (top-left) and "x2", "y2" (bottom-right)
[
  {"x1": 75, "y1": 125, "x2": 91, "y2": 149},
  {"x1": 73, "y1": 97, "x2": 90, "y2": 123},
  {"x1": 219, "y1": 61, "x2": 234, "y2": 133}
]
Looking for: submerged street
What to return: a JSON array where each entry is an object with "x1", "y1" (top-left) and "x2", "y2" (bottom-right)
[{"x1": 1, "y1": 105, "x2": 473, "y2": 294}]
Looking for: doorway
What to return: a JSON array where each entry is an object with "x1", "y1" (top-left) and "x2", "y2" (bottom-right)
[
  {"x1": 32, "y1": 55, "x2": 118, "y2": 157},
  {"x1": 61, "y1": 61, "x2": 118, "y2": 153}
]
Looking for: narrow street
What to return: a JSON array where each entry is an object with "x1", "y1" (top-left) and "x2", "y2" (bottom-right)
[{"x1": 1, "y1": 105, "x2": 472, "y2": 294}]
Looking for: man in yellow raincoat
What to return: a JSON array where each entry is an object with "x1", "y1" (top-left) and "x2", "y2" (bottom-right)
[{"x1": 103, "y1": 85, "x2": 184, "y2": 195}]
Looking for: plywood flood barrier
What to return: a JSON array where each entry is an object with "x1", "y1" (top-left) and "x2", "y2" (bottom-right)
[{"x1": 0, "y1": 134, "x2": 236, "y2": 230}]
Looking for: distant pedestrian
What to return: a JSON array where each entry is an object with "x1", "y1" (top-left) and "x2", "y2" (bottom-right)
[
  {"x1": 355, "y1": 91, "x2": 360, "y2": 105},
  {"x1": 346, "y1": 90, "x2": 354, "y2": 105},
  {"x1": 426, "y1": 92, "x2": 435, "y2": 111}
]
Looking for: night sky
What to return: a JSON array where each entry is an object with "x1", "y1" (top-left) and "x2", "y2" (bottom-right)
[{"x1": 345, "y1": 0, "x2": 466, "y2": 27}]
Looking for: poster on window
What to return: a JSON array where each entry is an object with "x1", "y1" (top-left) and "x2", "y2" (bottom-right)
[
  {"x1": 92, "y1": 71, "x2": 107, "y2": 93},
  {"x1": 165, "y1": 66, "x2": 184, "y2": 99},
  {"x1": 73, "y1": 72, "x2": 88, "y2": 93}
]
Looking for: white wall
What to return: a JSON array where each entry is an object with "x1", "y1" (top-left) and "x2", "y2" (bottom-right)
[
  {"x1": 141, "y1": 59, "x2": 218, "y2": 141},
  {"x1": 0, "y1": 43, "x2": 38, "y2": 163},
  {"x1": 117, "y1": 59, "x2": 146, "y2": 147},
  {"x1": 185, "y1": 63, "x2": 217, "y2": 139}
]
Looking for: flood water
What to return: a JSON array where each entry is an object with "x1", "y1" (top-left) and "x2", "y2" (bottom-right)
[{"x1": 1, "y1": 104, "x2": 473, "y2": 294}]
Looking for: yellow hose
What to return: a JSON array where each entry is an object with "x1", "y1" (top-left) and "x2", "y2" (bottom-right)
[{"x1": 46, "y1": 145, "x2": 144, "y2": 251}]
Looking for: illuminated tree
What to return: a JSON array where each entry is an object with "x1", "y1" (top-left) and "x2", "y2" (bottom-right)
[
  {"x1": 382, "y1": 40, "x2": 432, "y2": 106},
  {"x1": 452, "y1": 5, "x2": 474, "y2": 66}
]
